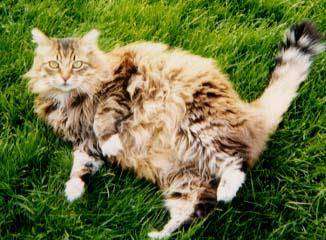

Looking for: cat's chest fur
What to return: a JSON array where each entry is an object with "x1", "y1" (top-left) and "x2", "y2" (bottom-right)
[{"x1": 40, "y1": 93, "x2": 97, "y2": 144}]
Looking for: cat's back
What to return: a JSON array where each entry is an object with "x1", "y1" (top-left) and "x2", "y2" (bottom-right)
[
  {"x1": 112, "y1": 41, "x2": 233, "y2": 100},
  {"x1": 111, "y1": 41, "x2": 222, "y2": 77}
]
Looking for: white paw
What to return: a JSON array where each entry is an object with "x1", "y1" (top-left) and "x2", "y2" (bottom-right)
[
  {"x1": 148, "y1": 230, "x2": 170, "y2": 239},
  {"x1": 101, "y1": 134, "x2": 123, "y2": 157},
  {"x1": 65, "y1": 178, "x2": 85, "y2": 202},
  {"x1": 216, "y1": 169, "x2": 245, "y2": 202}
]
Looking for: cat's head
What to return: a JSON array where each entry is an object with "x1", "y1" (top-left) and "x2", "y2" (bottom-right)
[{"x1": 25, "y1": 28, "x2": 108, "y2": 96}]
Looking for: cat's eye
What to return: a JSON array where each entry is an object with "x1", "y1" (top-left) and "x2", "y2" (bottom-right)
[
  {"x1": 72, "y1": 61, "x2": 83, "y2": 69},
  {"x1": 48, "y1": 60, "x2": 59, "y2": 69}
]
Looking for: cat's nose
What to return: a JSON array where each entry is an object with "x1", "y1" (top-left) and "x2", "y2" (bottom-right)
[{"x1": 62, "y1": 75, "x2": 71, "y2": 83}]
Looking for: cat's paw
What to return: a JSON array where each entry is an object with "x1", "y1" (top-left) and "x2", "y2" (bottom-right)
[
  {"x1": 216, "y1": 169, "x2": 245, "y2": 202},
  {"x1": 148, "y1": 230, "x2": 170, "y2": 239},
  {"x1": 65, "y1": 177, "x2": 85, "y2": 202},
  {"x1": 101, "y1": 134, "x2": 123, "y2": 157}
]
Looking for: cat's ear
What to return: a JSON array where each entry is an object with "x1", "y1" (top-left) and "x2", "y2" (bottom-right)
[
  {"x1": 31, "y1": 28, "x2": 51, "y2": 46},
  {"x1": 80, "y1": 29, "x2": 100, "y2": 50}
]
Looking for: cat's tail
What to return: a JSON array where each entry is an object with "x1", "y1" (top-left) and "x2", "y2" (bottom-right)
[{"x1": 252, "y1": 21, "x2": 324, "y2": 135}]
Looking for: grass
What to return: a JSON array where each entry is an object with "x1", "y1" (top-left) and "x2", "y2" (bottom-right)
[{"x1": 0, "y1": 0, "x2": 325, "y2": 239}]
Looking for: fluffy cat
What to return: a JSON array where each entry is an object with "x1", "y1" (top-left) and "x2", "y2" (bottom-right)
[{"x1": 25, "y1": 22, "x2": 324, "y2": 238}]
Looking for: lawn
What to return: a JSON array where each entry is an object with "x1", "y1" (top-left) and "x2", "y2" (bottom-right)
[{"x1": 0, "y1": 0, "x2": 325, "y2": 239}]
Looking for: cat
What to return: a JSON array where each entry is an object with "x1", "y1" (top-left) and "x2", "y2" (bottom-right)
[{"x1": 25, "y1": 22, "x2": 324, "y2": 238}]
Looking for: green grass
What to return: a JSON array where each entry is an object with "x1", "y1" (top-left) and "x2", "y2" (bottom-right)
[{"x1": 0, "y1": 0, "x2": 325, "y2": 239}]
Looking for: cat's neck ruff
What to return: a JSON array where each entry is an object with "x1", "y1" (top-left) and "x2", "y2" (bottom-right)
[
  {"x1": 45, "y1": 90, "x2": 89, "y2": 109},
  {"x1": 49, "y1": 91, "x2": 71, "y2": 107}
]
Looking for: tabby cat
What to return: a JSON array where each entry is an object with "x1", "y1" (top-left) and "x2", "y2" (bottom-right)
[{"x1": 25, "y1": 22, "x2": 323, "y2": 238}]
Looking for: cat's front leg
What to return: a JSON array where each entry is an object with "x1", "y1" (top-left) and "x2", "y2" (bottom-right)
[
  {"x1": 94, "y1": 116, "x2": 125, "y2": 158},
  {"x1": 93, "y1": 112, "x2": 124, "y2": 158},
  {"x1": 65, "y1": 146, "x2": 104, "y2": 202},
  {"x1": 93, "y1": 93, "x2": 131, "y2": 158},
  {"x1": 100, "y1": 134, "x2": 123, "y2": 157}
]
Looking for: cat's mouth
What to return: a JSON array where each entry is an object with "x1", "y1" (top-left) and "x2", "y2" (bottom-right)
[{"x1": 56, "y1": 82, "x2": 75, "y2": 92}]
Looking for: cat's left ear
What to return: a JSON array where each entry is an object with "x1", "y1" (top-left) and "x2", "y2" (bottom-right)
[
  {"x1": 80, "y1": 29, "x2": 100, "y2": 51},
  {"x1": 31, "y1": 28, "x2": 51, "y2": 46}
]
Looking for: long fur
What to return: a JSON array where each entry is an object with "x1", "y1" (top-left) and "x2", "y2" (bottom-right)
[{"x1": 25, "y1": 22, "x2": 324, "y2": 238}]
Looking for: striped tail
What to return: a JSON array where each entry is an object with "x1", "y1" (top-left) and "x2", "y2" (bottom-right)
[{"x1": 254, "y1": 21, "x2": 324, "y2": 134}]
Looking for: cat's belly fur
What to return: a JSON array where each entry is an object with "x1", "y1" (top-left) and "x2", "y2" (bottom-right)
[
  {"x1": 116, "y1": 108, "x2": 261, "y2": 188},
  {"x1": 111, "y1": 48, "x2": 266, "y2": 188}
]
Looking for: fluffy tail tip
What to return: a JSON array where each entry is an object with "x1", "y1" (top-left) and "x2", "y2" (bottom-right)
[{"x1": 283, "y1": 21, "x2": 325, "y2": 56}]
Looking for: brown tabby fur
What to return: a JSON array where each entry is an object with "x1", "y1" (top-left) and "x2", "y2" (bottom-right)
[{"x1": 25, "y1": 22, "x2": 323, "y2": 238}]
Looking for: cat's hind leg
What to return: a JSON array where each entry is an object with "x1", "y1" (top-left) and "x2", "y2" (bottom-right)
[
  {"x1": 148, "y1": 176, "x2": 216, "y2": 239},
  {"x1": 215, "y1": 155, "x2": 246, "y2": 202},
  {"x1": 65, "y1": 147, "x2": 104, "y2": 202},
  {"x1": 148, "y1": 196, "x2": 194, "y2": 239},
  {"x1": 216, "y1": 167, "x2": 245, "y2": 202}
]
